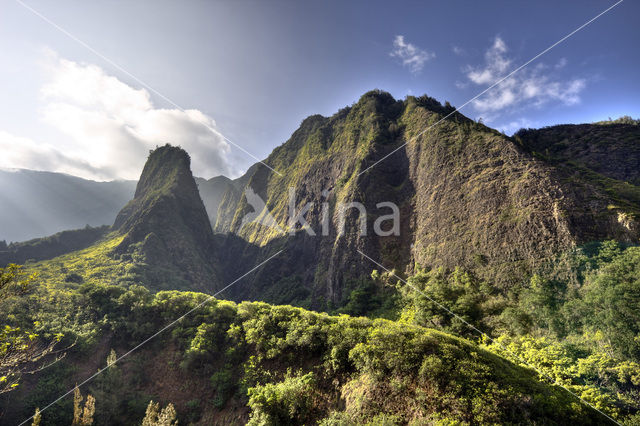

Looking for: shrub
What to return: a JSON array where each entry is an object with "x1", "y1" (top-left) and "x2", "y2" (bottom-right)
[
  {"x1": 64, "y1": 273, "x2": 84, "y2": 284},
  {"x1": 247, "y1": 371, "x2": 316, "y2": 425}
]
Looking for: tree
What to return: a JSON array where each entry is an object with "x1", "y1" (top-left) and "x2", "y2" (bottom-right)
[
  {"x1": 73, "y1": 386, "x2": 82, "y2": 425},
  {"x1": 247, "y1": 372, "x2": 316, "y2": 425},
  {"x1": 141, "y1": 400, "x2": 178, "y2": 426},
  {"x1": 31, "y1": 407, "x2": 41, "y2": 426},
  {"x1": 72, "y1": 386, "x2": 96, "y2": 426},
  {"x1": 92, "y1": 349, "x2": 122, "y2": 425},
  {"x1": 582, "y1": 247, "x2": 640, "y2": 360},
  {"x1": 405, "y1": 267, "x2": 489, "y2": 336},
  {"x1": 0, "y1": 264, "x2": 63, "y2": 393}
]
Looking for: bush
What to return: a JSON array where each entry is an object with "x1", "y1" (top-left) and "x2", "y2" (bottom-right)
[
  {"x1": 210, "y1": 367, "x2": 235, "y2": 408},
  {"x1": 64, "y1": 273, "x2": 84, "y2": 284},
  {"x1": 247, "y1": 371, "x2": 316, "y2": 425}
]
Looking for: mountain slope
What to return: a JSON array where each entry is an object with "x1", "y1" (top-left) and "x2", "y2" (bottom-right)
[
  {"x1": 214, "y1": 91, "x2": 639, "y2": 306},
  {"x1": 0, "y1": 169, "x2": 136, "y2": 243},
  {"x1": 515, "y1": 122, "x2": 640, "y2": 185},
  {"x1": 113, "y1": 145, "x2": 221, "y2": 292}
]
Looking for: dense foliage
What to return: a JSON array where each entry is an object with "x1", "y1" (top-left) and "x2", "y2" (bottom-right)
[
  {"x1": 397, "y1": 241, "x2": 640, "y2": 421},
  {"x1": 0, "y1": 258, "x2": 615, "y2": 424},
  {"x1": 0, "y1": 264, "x2": 62, "y2": 395},
  {"x1": 1, "y1": 235, "x2": 639, "y2": 424}
]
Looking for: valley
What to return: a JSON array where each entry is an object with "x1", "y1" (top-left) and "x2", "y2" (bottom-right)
[{"x1": 1, "y1": 92, "x2": 639, "y2": 424}]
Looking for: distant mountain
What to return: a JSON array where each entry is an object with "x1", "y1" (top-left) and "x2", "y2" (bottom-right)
[
  {"x1": 0, "y1": 225, "x2": 110, "y2": 266},
  {"x1": 0, "y1": 169, "x2": 136, "y2": 243},
  {"x1": 195, "y1": 164, "x2": 262, "y2": 230},
  {"x1": 0, "y1": 168, "x2": 236, "y2": 246},
  {"x1": 195, "y1": 176, "x2": 236, "y2": 227}
]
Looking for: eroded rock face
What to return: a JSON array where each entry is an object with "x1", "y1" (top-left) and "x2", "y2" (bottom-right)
[
  {"x1": 115, "y1": 94, "x2": 637, "y2": 305},
  {"x1": 516, "y1": 123, "x2": 640, "y2": 185},
  {"x1": 211, "y1": 91, "x2": 639, "y2": 306},
  {"x1": 616, "y1": 212, "x2": 639, "y2": 241},
  {"x1": 114, "y1": 145, "x2": 221, "y2": 292}
]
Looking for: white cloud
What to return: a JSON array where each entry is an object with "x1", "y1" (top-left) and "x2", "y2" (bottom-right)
[
  {"x1": 1, "y1": 51, "x2": 234, "y2": 181},
  {"x1": 555, "y1": 57, "x2": 568, "y2": 69},
  {"x1": 390, "y1": 35, "x2": 435, "y2": 74},
  {"x1": 464, "y1": 37, "x2": 586, "y2": 118},
  {"x1": 452, "y1": 45, "x2": 466, "y2": 56},
  {"x1": 467, "y1": 37, "x2": 511, "y2": 85},
  {"x1": 0, "y1": 130, "x2": 107, "y2": 178},
  {"x1": 495, "y1": 118, "x2": 536, "y2": 135}
]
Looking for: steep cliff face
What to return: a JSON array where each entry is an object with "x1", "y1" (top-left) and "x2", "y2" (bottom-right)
[
  {"x1": 213, "y1": 91, "x2": 639, "y2": 306},
  {"x1": 514, "y1": 123, "x2": 640, "y2": 242},
  {"x1": 114, "y1": 145, "x2": 221, "y2": 292},
  {"x1": 516, "y1": 123, "x2": 640, "y2": 185}
]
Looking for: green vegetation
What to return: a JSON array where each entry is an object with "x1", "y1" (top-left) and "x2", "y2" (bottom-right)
[
  {"x1": 0, "y1": 252, "x2": 623, "y2": 423},
  {"x1": 399, "y1": 266, "x2": 498, "y2": 336},
  {"x1": 594, "y1": 116, "x2": 640, "y2": 126},
  {"x1": 487, "y1": 243, "x2": 640, "y2": 418},
  {"x1": 1, "y1": 235, "x2": 638, "y2": 423},
  {"x1": 396, "y1": 241, "x2": 640, "y2": 421},
  {"x1": 0, "y1": 264, "x2": 62, "y2": 395},
  {"x1": 336, "y1": 276, "x2": 398, "y2": 318}
]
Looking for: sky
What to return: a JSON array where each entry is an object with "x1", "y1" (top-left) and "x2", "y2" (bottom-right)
[{"x1": 0, "y1": 0, "x2": 638, "y2": 181}]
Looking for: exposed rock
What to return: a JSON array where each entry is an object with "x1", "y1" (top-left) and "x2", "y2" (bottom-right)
[{"x1": 213, "y1": 91, "x2": 640, "y2": 306}]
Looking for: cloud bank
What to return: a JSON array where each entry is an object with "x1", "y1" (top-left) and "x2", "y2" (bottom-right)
[
  {"x1": 390, "y1": 35, "x2": 435, "y2": 74},
  {"x1": 0, "y1": 52, "x2": 234, "y2": 181},
  {"x1": 465, "y1": 37, "x2": 586, "y2": 119}
]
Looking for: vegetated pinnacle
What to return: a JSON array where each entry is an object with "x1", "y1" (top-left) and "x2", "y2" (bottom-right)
[
  {"x1": 112, "y1": 143, "x2": 220, "y2": 292},
  {"x1": 133, "y1": 144, "x2": 193, "y2": 200},
  {"x1": 354, "y1": 89, "x2": 457, "y2": 118}
]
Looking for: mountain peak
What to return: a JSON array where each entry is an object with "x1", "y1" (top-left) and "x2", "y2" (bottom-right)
[
  {"x1": 132, "y1": 144, "x2": 192, "y2": 200},
  {"x1": 113, "y1": 144, "x2": 220, "y2": 292}
]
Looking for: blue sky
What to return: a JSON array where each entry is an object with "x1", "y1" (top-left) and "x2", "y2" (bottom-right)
[{"x1": 0, "y1": 0, "x2": 638, "y2": 180}]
